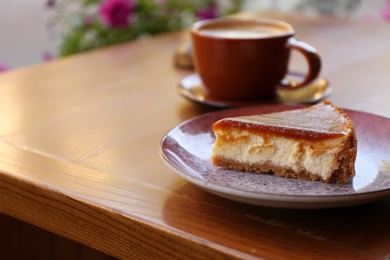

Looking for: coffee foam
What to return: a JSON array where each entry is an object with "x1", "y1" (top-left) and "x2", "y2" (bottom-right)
[{"x1": 197, "y1": 23, "x2": 289, "y2": 39}]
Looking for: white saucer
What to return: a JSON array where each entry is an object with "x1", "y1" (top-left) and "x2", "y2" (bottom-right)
[{"x1": 178, "y1": 73, "x2": 332, "y2": 108}]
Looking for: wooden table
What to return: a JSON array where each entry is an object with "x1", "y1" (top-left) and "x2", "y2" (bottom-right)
[{"x1": 1, "y1": 11, "x2": 390, "y2": 259}]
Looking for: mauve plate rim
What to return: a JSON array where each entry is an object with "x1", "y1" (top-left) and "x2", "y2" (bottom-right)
[{"x1": 159, "y1": 104, "x2": 390, "y2": 208}]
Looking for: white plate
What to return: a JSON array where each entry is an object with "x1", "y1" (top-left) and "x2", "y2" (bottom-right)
[{"x1": 160, "y1": 105, "x2": 390, "y2": 209}]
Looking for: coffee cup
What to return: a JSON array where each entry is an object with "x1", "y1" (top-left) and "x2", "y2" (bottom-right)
[{"x1": 190, "y1": 18, "x2": 321, "y2": 101}]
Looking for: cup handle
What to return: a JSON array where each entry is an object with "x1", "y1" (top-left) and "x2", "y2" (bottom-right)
[{"x1": 279, "y1": 37, "x2": 321, "y2": 90}]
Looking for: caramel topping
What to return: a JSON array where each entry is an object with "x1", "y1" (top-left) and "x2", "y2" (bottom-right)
[{"x1": 213, "y1": 100, "x2": 352, "y2": 141}]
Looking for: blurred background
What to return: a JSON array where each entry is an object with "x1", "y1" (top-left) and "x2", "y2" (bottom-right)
[{"x1": 0, "y1": 0, "x2": 389, "y2": 72}]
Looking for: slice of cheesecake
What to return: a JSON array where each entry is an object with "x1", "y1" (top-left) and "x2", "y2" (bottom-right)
[{"x1": 211, "y1": 100, "x2": 357, "y2": 184}]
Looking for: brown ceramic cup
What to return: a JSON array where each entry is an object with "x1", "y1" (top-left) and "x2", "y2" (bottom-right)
[{"x1": 190, "y1": 18, "x2": 321, "y2": 101}]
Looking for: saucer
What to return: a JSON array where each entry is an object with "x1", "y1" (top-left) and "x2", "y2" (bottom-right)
[{"x1": 178, "y1": 73, "x2": 332, "y2": 108}]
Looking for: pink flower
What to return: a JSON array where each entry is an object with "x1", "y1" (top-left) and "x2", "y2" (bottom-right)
[
  {"x1": 382, "y1": 6, "x2": 390, "y2": 21},
  {"x1": 380, "y1": 0, "x2": 390, "y2": 21},
  {"x1": 196, "y1": 5, "x2": 218, "y2": 20},
  {"x1": 99, "y1": 0, "x2": 135, "y2": 28},
  {"x1": 84, "y1": 15, "x2": 95, "y2": 25}
]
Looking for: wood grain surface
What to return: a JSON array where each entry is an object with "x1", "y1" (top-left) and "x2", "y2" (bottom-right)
[{"x1": 1, "y1": 11, "x2": 390, "y2": 259}]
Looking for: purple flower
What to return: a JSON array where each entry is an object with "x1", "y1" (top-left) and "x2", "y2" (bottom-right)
[
  {"x1": 0, "y1": 63, "x2": 9, "y2": 73},
  {"x1": 99, "y1": 0, "x2": 135, "y2": 28},
  {"x1": 196, "y1": 4, "x2": 218, "y2": 20},
  {"x1": 42, "y1": 51, "x2": 55, "y2": 62},
  {"x1": 46, "y1": 0, "x2": 55, "y2": 8}
]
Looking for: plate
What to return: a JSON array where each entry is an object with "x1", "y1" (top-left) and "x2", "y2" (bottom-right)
[
  {"x1": 178, "y1": 73, "x2": 332, "y2": 108},
  {"x1": 160, "y1": 105, "x2": 390, "y2": 209}
]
